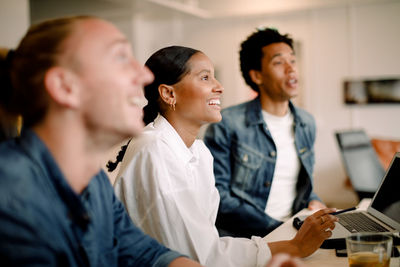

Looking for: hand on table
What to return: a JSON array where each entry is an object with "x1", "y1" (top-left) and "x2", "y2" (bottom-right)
[
  {"x1": 268, "y1": 208, "x2": 339, "y2": 258},
  {"x1": 291, "y1": 208, "x2": 338, "y2": 257}
]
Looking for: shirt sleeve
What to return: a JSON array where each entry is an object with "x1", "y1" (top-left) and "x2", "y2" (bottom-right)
[
  {"x1": 114, "y1": 140, "x2": 271, "y2": 267},
  {"x1": 111, "y1": 186, "x2": 185, "y2": 267}
]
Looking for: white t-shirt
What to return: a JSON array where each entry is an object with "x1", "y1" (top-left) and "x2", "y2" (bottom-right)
[
  {"x1": 263, "y1": 110, "x2": 300, "y2": 221},
  {"x1": 114, "y1": 115, "x2": 271, "y2": 267}
]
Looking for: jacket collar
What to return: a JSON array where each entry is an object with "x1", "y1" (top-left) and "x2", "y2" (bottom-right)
[{"x1": 245, "y1": 96, "x2": 305, "y2": 127}]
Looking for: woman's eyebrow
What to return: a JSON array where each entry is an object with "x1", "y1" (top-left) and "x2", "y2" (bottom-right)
[{"x1": 195, "y1": 69, "x2": 211, "y2": 75}]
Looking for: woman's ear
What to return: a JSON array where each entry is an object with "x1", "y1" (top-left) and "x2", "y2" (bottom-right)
[
  {"x1": 158, "y1": 84, "x2": 176, "y2": 106},
  {"x1": 44, "y1": 67, "x2": 81, "y2": 109},
  {"x1": 249, "y1": 69, "x2": 262, "y2": 86}
]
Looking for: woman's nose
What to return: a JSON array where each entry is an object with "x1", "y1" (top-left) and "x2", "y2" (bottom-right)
[{"x1": 213, "y1": 79, "x2": 224, "y2": 94}]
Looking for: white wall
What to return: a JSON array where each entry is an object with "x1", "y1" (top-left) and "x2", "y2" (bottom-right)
[
  {"x1": 309, "y1": 2, "x2": 400, "y2": 206},
  {"x1": 19, "y1": 0, "x2": 400, "y2": 204},
  {"x1": 0, "y1": 0, "x2": 30, "y2": 47},
  {"x1": 131, "y1": 1, "x2": 400, "y2": 207}
]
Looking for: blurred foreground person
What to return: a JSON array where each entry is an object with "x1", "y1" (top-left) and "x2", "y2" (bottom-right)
[{"x1": 0, "y1": 16, "x2": 203, "y2": 267}]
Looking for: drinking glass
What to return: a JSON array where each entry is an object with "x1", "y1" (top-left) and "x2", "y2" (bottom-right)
[{"x1": 346, "y1": 233, "x2": 393, "y2": 267}]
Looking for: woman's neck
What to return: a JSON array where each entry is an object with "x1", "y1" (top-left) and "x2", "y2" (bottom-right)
[{"x1": 164, "y1": 114, "x2": 200, "y2": 148}]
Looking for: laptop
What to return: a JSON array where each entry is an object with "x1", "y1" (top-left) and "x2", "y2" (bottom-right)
[{"x1": 294, "y1": 152, "x2": 400, "y2": 243}]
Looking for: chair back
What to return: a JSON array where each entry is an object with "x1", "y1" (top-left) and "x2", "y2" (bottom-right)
[{"x1": 335, "y1": 129, "x2": 385, "y2": 199}]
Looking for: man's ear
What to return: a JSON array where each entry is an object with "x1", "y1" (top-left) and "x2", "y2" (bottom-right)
[
  {"x1": 158, "y1": 84, "x2": 176, "y2": 106},
  {"x1": 249, "y1": 69, "x2": 262, "y2": 86},
  {"x1": 44, "y1": 67, "x2": 81, "y2": 109}
]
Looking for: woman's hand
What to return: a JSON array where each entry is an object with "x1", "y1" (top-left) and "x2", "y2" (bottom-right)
[
  {"x1": 268, "y1": 208, "x2": 338, "y2": 258},
  {"x1": 290, "y1": 208, "x2": 338, "y2": 257}
]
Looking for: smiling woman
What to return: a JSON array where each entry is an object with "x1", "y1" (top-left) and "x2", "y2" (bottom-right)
[
  {"x1": 107, "y1": 45, "x2": 224, "y2": 171},
  {"x1": 111, "y1": 45, "x2": 337, "y2": 266}
]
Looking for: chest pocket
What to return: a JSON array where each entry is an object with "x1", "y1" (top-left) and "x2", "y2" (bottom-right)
[{"x1": 231, "y1": 144, "x2": 264, "y2": 191}]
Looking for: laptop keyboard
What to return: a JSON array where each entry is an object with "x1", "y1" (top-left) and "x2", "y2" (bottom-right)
[{"x1": 337, "y1": 212, "x2": 388, "y2": 233}]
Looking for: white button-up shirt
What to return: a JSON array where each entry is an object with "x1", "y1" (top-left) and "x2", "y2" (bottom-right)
[{"x1": 114, "y1": 115, "x2": 271, "y2": 267}]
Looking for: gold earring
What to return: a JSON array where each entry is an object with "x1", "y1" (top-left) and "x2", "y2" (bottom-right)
[{"x1": 170, "y1": 102, "x2": 175, "y2": 111}]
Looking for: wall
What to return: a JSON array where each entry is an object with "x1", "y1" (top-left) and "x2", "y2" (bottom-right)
[
  {"x1": 131, "y1": 1, "x2": 400, "y2": 207},
  {"x1": 30, "y1": 0, "x2": 135, "y2": 43},
  {"x1": 308, "y1": 2, "x2": 400, "y2": 206},
  {"x1": 20, "y1": 0, "x2": 400, "y2": 205},
  {"x1": 0, "y1": 0, "x2": 30, "y2": 47}
]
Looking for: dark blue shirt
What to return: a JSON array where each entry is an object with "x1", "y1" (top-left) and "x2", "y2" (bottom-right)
[{"x1": 0, "y1": 130, "x2": 183, "y2": 266}]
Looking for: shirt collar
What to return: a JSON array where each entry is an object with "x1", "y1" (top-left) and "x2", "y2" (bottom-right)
[
  {"x1": 19, "y1": 129, "x2": 92, "y2": 228},
  {"x1": 152, "y1": 114, "x2": 198, "y2": 165}
]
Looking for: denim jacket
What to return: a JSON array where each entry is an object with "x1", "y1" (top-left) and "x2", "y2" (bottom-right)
[
  {"x1": 0, "y1": 130, "x2": 183, "y2": 266},
  {"x1": 204, "y1": 97, "x2": 321, "y2": 238}
]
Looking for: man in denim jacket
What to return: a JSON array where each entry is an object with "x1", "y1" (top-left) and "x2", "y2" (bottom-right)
[{"x1": 204, "y1": 28, "x2": 326, "y2": 238}]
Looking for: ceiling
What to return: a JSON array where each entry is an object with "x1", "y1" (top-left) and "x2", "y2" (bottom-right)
[
  {"x1": 31, "y1": 0, "x2": 398, "y2": 23},
  {"x1": 134, "y1": 0, "x2": 396, "y2": 19}
]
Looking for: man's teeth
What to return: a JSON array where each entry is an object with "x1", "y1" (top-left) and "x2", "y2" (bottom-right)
[
  {"x1": 128, "y1": 97, "x2": 147, "y2": 107},
  {"x1": 289, "y1": 79, "x2": 296, "y2": 84},
  {"x1": 209, "y1": 99, "x2": 220, "y2": 105}
]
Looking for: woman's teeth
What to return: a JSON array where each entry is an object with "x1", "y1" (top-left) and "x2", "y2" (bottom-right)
[{"x1": 208, "y1": 99, "x2": 220, "y2": 105}]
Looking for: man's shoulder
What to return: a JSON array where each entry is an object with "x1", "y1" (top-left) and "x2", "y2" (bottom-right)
[
  {"x1": 0, "y1": 139, "x2": 56, "y2": 214},
  {"x1": 0, "y1": 150, "x2": 50, "y2": 236},
  {"x1": 0, "y1": 140, "x2": 36, "y2": 185}
]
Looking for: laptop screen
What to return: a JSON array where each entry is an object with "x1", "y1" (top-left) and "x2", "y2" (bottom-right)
[{"x1": 370, "y1": 154, "x2": 400, "y2": 224}]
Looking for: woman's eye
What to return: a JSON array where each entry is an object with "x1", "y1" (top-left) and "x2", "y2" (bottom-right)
[
  {"x1": 273, "y1": 61, "x2": 282, "y2": 65},
  {"x1": 201, "y1": 75, "x2": 209, "y2": 81}
]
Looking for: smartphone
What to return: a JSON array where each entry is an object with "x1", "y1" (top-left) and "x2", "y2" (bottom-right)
[{"x1": 335, "y1": 248, "x2": 347, "y2": 257}]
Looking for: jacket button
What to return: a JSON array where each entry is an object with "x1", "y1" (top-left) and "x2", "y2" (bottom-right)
[
  {"x1": 242, "y1": 154, "x2": 248, "y2": 162},
  {"x1": 264, "y1": 181, "x2": 271, "y2": 187},
  {"x1": 270, "y1": 151, "x2": 276, "y2": 157}
]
